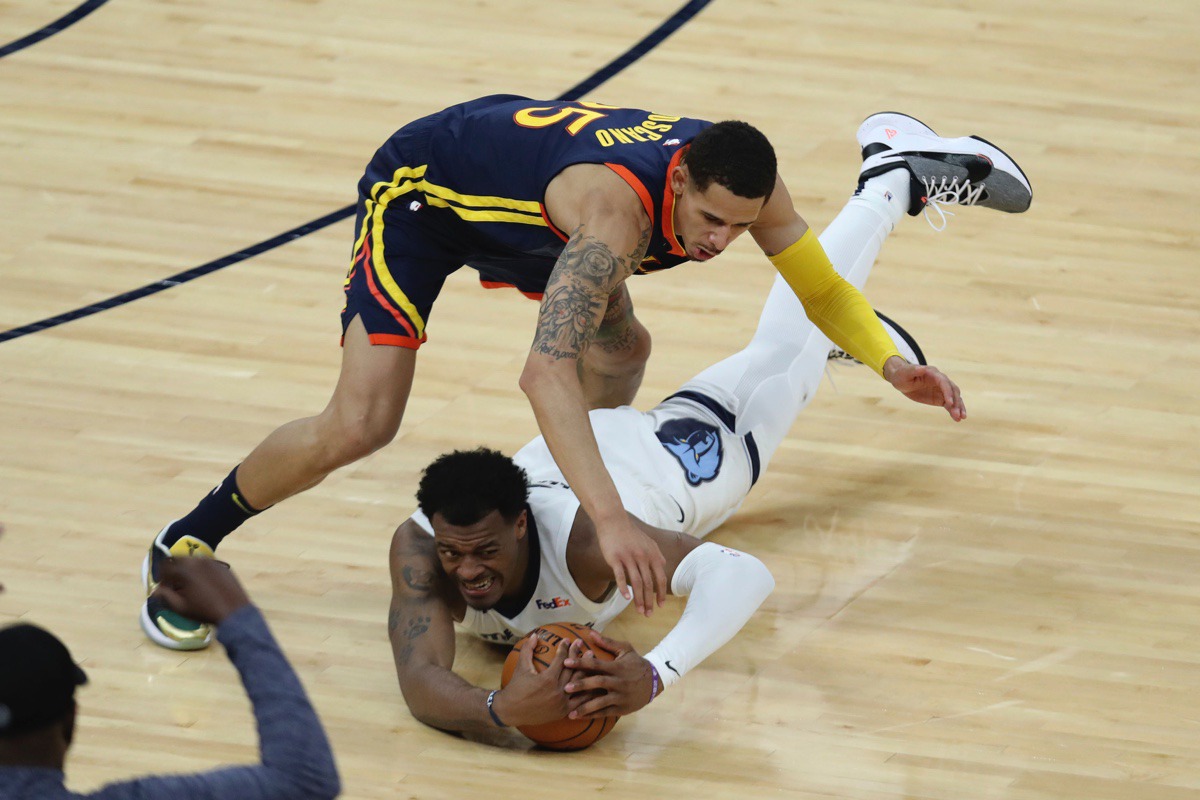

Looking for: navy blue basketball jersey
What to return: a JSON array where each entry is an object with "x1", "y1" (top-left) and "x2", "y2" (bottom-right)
[{"x1": 358, "y1": 95, "x2": 712, "y2": 293}]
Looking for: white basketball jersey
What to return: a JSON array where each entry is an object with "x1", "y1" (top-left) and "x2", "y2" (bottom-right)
[
  {"x1": 408, "y1": 481, "x2": 631, "y2": 645},
  {"x1": 409, "y1": 393, "x2": 756, "y2": 644}
]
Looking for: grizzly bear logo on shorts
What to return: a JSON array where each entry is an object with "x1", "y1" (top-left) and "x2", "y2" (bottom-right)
[{"x1": 655, "y1": 418, "x2": 723, "y2": 485}]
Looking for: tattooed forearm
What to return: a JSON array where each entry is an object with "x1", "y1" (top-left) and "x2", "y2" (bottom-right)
[
  {"x1": 533, "y1": 223, "x2": 651, "y2": 362},
  {"x1": 533, "y1": 282, "x2": 604, "y2": 359},
  {"x1": 590, "y1": 286, "x2": 640, "y2": 356}
]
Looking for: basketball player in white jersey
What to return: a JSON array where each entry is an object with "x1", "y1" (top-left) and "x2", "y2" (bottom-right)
[{"x1": 387, "y1": 113, "x2": 1031, "y2": 735}]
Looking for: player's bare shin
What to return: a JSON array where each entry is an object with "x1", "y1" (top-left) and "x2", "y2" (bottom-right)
[{"x1": 237, "y1": 317, "x2": 415, "y2": 508}]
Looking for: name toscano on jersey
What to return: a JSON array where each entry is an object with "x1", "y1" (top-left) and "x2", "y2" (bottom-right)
[{"x1": 513, "y1": 101, "x2": 684, "y2": 148}]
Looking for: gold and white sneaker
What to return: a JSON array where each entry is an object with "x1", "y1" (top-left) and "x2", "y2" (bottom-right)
[{"x1": 139, "y1": 523, "x2": 214, "y2": 650}]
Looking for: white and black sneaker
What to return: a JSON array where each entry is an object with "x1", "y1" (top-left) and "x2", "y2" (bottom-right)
[
  {"x1": 856, "y1": 112, "x2": 1032, "y2": 223},
  {"x1": 828, "y1": 311, "x2": 926, "y2": 367}
]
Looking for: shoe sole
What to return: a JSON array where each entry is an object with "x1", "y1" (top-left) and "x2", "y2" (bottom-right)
[
  {"x1": 143, "y1": 522, "x2": 172, "y2": 595},
  {"x1": 860, "y1": 113, "x2": 1032, "y2": 206},
  {"x1": 968, "y1": 133, "x2": 1033, "y2": 205},
  {"x1": 828, "y1": 312, "x2": 927, "y2": 367},
  {"x1": 139, "y1": 600, "x2": 211, "y2": 650},
  {"x1": 876, "y1": 312, "x2": 927, "y2": 365}
]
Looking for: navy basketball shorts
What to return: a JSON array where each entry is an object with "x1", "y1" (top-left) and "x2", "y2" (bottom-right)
[{"x1": 340, "y1": 196, "x2": 470, "y2": 349}]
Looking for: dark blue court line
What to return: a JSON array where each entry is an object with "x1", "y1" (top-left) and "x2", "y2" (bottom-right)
[
  {"x1": 2, "y1": 206, "x2": 358, "y2": 339},
  {"x1": 0, "y1": 0, "x2": 713, "y2": 344},
  {"x1": 0, "y1": 0, "x2": 111, "y2": 59},
  {"x1": 558, "y1": 0, "x2": 711, "y2": 100}
]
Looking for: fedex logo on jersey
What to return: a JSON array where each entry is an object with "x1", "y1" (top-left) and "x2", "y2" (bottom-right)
[{"x1": 535, "y1": 596, "x2": 572, "y2": 610}]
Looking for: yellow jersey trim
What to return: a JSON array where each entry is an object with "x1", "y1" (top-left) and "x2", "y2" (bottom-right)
[{"x1": 353, "y1": 163, "x2": 555, "y2": 335}]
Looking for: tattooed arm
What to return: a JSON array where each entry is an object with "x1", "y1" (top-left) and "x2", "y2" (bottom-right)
[
  {"x1": 388, "y1": 519, "x2": 573, "y2": 733},
  {"x1": 387, "y1": 519, "x2": 490, "y2": 732},
  {"x1": 523, "y1": 164, "x2": 668, "y2": 618},
  {"x1": 577, "y1": 283, "x2": 653, "y2": 409}
]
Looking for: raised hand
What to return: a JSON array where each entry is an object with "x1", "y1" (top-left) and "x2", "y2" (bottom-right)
[{"x1": 884, "y1": 357, "x2": 966, "y2": 421}]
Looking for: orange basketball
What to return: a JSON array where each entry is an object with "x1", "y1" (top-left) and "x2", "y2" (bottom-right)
[{"x1": 500, "y1": 622, "x2": 619, "y2": 750}]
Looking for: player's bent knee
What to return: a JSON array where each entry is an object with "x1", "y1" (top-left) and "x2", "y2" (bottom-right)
[
  {"x1": 343, "y1": 415, "x2": 401, "y2": 460},
  {"x1": 318, "y1": 406, "x2": 403, "y2": 466}
]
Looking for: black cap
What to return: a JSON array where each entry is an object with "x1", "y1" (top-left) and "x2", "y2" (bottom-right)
[{"x1": 0, "y1": 623, "x2": 88, "y2": 737}]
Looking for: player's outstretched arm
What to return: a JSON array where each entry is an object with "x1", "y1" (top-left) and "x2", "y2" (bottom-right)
[
  {"x1": 747, "y1": 173, "x2": 812, "y2": 258},
  {"x1": 749, "y1": 173, "x2": 898, "y2": 374},
  {"x1": 388, "y1": 520, "x2": 573, "y2": 733},
  {"x1": 751, "y1": 175, "x2": 966, "y2": 421},
  {"x1": 523, "y1": 165, "x2": 668, "y2": 617},
  {"x1": 563, "y1": 516, "x2": 774, "y2": 718}
]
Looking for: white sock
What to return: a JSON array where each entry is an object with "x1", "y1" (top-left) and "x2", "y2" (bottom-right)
[{"x1": 858, "y1": 167, "x2": 911, "y2": 227}]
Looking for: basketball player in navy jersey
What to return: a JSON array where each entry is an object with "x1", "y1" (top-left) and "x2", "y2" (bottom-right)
[
  {"x1": 142, "y1": 98, "x2": 1031, "y2": 652},
  {"x1": 385, "y1": 121, "x2": 1031, "y2": 735}
]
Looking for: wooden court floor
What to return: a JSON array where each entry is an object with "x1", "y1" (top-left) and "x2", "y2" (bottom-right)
[{"x1": 2, "y1": 1, "x2": 1199, "y2": 797}]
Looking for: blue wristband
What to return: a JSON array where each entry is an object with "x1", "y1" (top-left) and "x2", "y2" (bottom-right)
[
  {"x1": 649, "y1": 664, "x2": 661, "y2": 703},
  {"x1": 486, "y1": 690, "x2": 507, "y2": 727}
]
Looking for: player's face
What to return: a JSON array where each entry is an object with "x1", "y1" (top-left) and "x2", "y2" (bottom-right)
[
  {"x1": 431, "y1": 509, "x2": 527, "y2": 610},
  {"x1": 670, "y1": 167, "x2": 765, "y2": 262}
]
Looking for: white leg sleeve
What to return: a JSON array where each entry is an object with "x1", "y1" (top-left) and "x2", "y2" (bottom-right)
[
  {"x1": 679, "y1": 189, "x2": 899, "y2": 471},
  {"x1": 643, "y1": 542, "x2": 774, "y2": 688}
]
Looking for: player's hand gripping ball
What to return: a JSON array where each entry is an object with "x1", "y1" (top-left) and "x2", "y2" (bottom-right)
[{"x1": 500, "y1": 622, "x2": 618, "y2": 750}]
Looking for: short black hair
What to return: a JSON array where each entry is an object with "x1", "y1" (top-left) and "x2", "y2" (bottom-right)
[
  {"x1": 416, "y1": 448, "x2": 529, "y2": 526},
  {"x1": 684, "y1": 120, "x2": 777, "y2": 200}
]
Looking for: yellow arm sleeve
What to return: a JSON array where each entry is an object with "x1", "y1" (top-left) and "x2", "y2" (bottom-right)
[{"x1": 767, "y1": 229, "x2": 901, "y2": 377}]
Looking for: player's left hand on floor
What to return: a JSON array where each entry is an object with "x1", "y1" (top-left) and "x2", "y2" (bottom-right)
[{"x1": 562, "y1": 630, "x2": 655, "y2": 719}]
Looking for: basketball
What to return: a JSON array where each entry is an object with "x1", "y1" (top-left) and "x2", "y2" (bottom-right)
[{"x1": 500, "y1": 622, "x2": 619, "y2": 750}]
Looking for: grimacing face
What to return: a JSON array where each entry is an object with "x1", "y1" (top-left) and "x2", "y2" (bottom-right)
[
  {"x1": 431, "y1": 509, "x2": 527, "y2": 610},
  {"x1": 670, "y1": 164, "x2": 767, "y2": 262}
]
